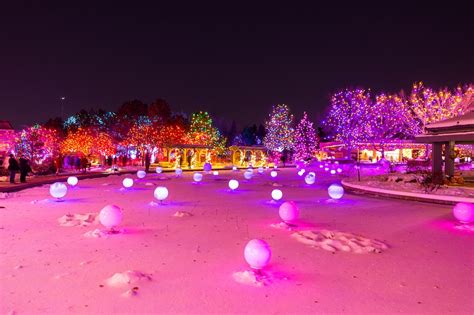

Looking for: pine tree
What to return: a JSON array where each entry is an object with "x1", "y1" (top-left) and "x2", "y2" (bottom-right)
[
  {"x1": 294, "y1": 112, "x2": 318, "y2": 163},
  {"x1": 263, "y1": 104, "x2": 294, "y2": 153}
]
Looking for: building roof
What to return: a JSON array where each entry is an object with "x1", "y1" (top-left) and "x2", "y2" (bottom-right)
[{"x1": 0, "y1": 120, "x2": 14, "y2": 130}]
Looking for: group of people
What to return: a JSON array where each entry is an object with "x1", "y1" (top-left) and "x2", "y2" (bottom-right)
[{"x1": 7, "y1": 154, "x2": 32, "y2": 184}]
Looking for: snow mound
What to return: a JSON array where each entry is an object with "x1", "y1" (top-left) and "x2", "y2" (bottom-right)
[
  {"x1": 292, "y1": 229, "x2": 388, "y2": 254},
  {"x1": 83, "y1": 229, "x2": 108, "y2": 238},
  {"x1": 173, "y1": 211, "x2": 193, "y2": 217},
  {"x1": 144, "y1": 182, "x2": 155, "y2": 186},
  {"x1": 58, "y1": 213, "x2": 98, "y2": 227},
  {"x1": 106, "y1": 270, "x2": 152, "y2": 287},
  {"x1": 270, "y1": 222, "x2": 294, "y2": 231},
  {"x1": 454, "y1": 224, "x2": 474, "y2": 232},
  {"x1": 233, "y1": 270, "x2": 288, "y2": 287},
  {"x1": 30, "y1": 199, "x2": 49, "y2": 204},
  {"x1": 0, "y1": 192, "x2": 14, "y2": 199}
]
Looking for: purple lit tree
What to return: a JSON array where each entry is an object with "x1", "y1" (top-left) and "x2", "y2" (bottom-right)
[
  {"x1": 294, "y1": 112, "x2": 318, "y2": 164},
  {"x1": 324, "y1": 88, "x2": 371, "y2": 158}
]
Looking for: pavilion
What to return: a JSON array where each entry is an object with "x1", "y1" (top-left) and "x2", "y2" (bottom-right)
[{"x1": 415, "y1": 97, "x2": 474, "y2": 183}]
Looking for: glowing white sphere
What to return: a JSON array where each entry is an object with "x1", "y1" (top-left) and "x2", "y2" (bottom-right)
[
  {"x1": 271, "y1": 189, "x2": 283, "y2": 201},
  {"x1": 137, "y1": 170, "x2": 146, "y2": 179},
  {"x1": 154, "y1": 186, "x2": 169, "y2": 201},
  {"x1": 328, "y1": 183, "x2": 344, "y2": 199},
  {"x1": 193, "y1": 172, "x2": 203, "y2": 182},
  {"x1": 330, "y1": 170, "x2": 336, "y2": 175},
  {"x1": 232, "y1": 166, "x2": 237, "y2": 171},
  {"x1": 337, "y1": 168, "x2": 342, "y2": 173},
  {"x1": 257, "y1": 167, "x2": 264, "y2": 174},
  {"x1": 228, "y1": 179, "x2": 239, "y2": 190},
  {"x1": 319, "y1": 165, "x2": 323, "y2": 168},
  {"x1": 203, "y1": 162, "x2": 212, "y2": 172},
  {"x1": 454, "y1": 157, "x2": 460, "y2": 163},
  {"x1": 155, "y1": 167, "x2": 163, "y2": 174},
  {"x1": 175, "y1": 168, "x2": 183, "y2": 176},
  {"x1": 122, "y1": 178, "x2": 134, "y2": 188},
  {"x1": 67, "y1": 176, "x2": 78, "y2": 187},
  {"x1": 49, "y1": 182, "x2": 67, "y2": 199},
  {"x1": 335, "y1": 161, "x2": 339, "y2": 165},
  {"x1": 304, "y1": 172, "x2": 316, "y2": 185},
  {"x1": 298, "y1": 169, "x2": 306, "y2": 176},
  {"x1": 213, "y1": 171, "x2": 219, "y2": 176},
  {"x1": 279, "y1": 201, "x2": 299, "y2": 223},
  {"x1": 244, "y1": 171, "x2": 253, "y2": 180},
  {"x1": 99, "y1": 204, "x2": 123, "y2": 228},
  {"x1": 453, "y1": 202, "x2": 474, "y2": 224},
  {"x1": 270, "y1": 171, "x2": 278, "y2": 178},
  {"x1": 244, "y1": 239, "x2": 271, "y2": 269},
  {"x1": 273, "y1": 165, "x2": 278, "y2": 169},
  {"x1": 324, "y1": 167, "x2": 329, "y2": 172}
]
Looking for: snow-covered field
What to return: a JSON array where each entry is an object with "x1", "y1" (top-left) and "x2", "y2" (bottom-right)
[{"x1": 0, "y1": 168, "x2": 472, "y2": 314}]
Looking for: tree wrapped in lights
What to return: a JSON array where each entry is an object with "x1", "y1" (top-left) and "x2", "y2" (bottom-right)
[
  {"x1": 121, "y1": 123, "x2": 161, "y2": 157},
  {"x1": 408, "y1": 82, "x2": 472, "y2": 133},
  {"x1": 187, "y1": 111, "x2": 227, "y2": 154},
  {"x1": 61, "y1": 128, "x2": 115, "y2": 157},
  {"x1": 324, "y1": 89, "x2": 371, "y2": 158},
  {"x1": 14, "y1": 125, "x2": 61, "y2": 173},
  {"x1": 263, "y1": 104, "x2": 294, "y2": 154},
  {"x1": 294, "y1": 112, "x2": 318, "y2": 163}
]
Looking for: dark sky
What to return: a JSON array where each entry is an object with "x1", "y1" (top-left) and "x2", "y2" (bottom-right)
[{"x1": 1, "y1": 2, "x2": 473, "y2": 129}]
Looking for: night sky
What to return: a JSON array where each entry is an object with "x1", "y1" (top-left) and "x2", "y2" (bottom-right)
[{"x1": 1, "y1": 2, "x2": 473, "y2": 129}]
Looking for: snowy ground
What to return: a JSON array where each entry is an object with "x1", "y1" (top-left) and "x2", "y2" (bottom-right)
[{"x1": 0, "y1": 168, "x2": 472, "y2": 314}]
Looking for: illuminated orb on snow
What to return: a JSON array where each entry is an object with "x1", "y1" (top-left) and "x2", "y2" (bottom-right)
[
  {"x1": 175, "y1": 168, "x2": 183, "y2": 176},
  {"x1": 319, "y1": 165, "x2": 323, "y2": 168},
  {"x1": 154, "y1": 186, "x2": 169, "y2": 201},
  {"x1": 137, "y1": 170, "x2": 146, "y2": 179},
  {"x1": 337, "y1": 168, "x2": 342, "y2": 173},
  {"x1": 271, "y1": 189, "x2": 283, "y2": 201},
  {"x1": 244, "y1": 239, "x2": 271, "y2": 269},
  {"x1": 257, "y1": 167, "x2": 264, "y2": 174},
  {"x1": 453, "y1": 202, "x2": 474, "y2": 224},
  {"x1": 122, "y1": 178, "x2": 134, "y2": 188},
  {"x1": 193, "y1": 172, "x2": 203, "y2": 182},
  {"x1": 328, "y1": 183, "x2": 344, "y2": 199},
  {"x1": 304, "y1": 172, "x2": 316, "y2": 185},
  {"x1": 232, "y1": 166, "x2": 238, "y2": 171},
  {"x1": 330, "y1": 169, "x2": 336, "y2": 175},
  {"x1": 203, "y1": 162, "x2": 212, "y2": 172},
  {"x1": 279, "y1": 201, "x2": 299, "y2": 223},
  {"x1": 99, "y1": 204, "x2": 123, "y2": 229},
  {"x1": 243, "y1": 171, "x2": 253, "y2": 180},
  {"x1": 270, "y1": 171, "x2": 278, "y2": 178},
  {"x1": 49, "y1": 182, "x2": 67, "y2": 199},
  {"x1": 228, "y1": 179, "x2": 239, "y2": 190},
  {"x1": 155, "y1": 167, "x2": 163, "y2": 174},
  {"x1": 67, "y1": 176, "x2": 78, "y2": 187},
  {"x1": 298, "y1": 169, "x2": 305, "y2": 176},
  {"x1": 213, "y1": 171, "x2": 219, "y2": 176},
  {"x1": 324, "y1": 167, "x2": 329, "y2": 172}
]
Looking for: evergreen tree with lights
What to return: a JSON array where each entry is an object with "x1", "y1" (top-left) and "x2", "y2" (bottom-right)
[
  {"x1": 187, "y1": 111, "x2": 226, "y2": 154},
  {"x1": 263, "y1": 104, "x2": 294, "y2": 156},
  {"x1": 294, "y1": 112, "x2": 318, "y2": 164}
]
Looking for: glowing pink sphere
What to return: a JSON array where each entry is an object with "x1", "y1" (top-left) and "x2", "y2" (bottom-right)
[
  {"x1": 244, "y1": 239, "x2": 271, "y2": 269},
  {"x1": 453, "y1": 202, "x2": 474, "y2": 224},
  {"x1": 154, "y1": 186, "x2": 169, "y2": 201},
  {"x1": 330, "y1": 169, "x2": 336, "y2": 175},
  {"x1": 99, "y1": 205, "x2": 123, "y2": 228},
  {"x1": 279, "y1": 201, "x2": 299, "y2": 223}
]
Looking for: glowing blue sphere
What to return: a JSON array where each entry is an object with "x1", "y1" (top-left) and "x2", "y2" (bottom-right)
[
  {"x1": 175, "y1": 168, "x2": 183, "y2": 176},
  {"x1": 137, "y1": 170, "x2": 146, "y2": 179},
  {"x1": 304, "y1": 172, "x2": 316, "y2": 185},
  {"x1": 203, "y1": 162, "x2": 212, "y2": 172},
  {"x1": 99, "y1": 204, "x2": 123, "y2": 229},
  {"x1": 154, "y1": 186, "x2": 169, "y2": 201},
  {"x1": 122, "y1": 178, "x2": 134, "y2": 188},
  {"x1": 155, "y1": 167, "x2": 163, "y2": 174},
  {"x1": 244, "y1": 170, "x2": 253, "y2": 180},
  {"x1": 257, "y1": 167, "x2": 264, "y2": 174},
  {"x1": 271, "y1": 189, "x2": 283, "y2": 201},
  {"x1": 50, "y1": 182, "x2": 67, "y2": 199},
  {"x1": 328, "y1": 183, "x2": 344, "y2": 200},
  {"x1": 193, "y1": 172, "x2": 203, "y2": 182},
  {"x1": 229, "y1": 179, "x2": 239, "y2": 190},
  {"x1": 244, "y1": 239, "x2": 271, "y2": 269},
  {"x1": 67, "y1": 176, "x2": 78, "y2": 187}
]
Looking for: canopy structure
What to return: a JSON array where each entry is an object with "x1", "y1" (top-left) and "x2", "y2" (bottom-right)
[{"x1": 415, "y1": 94, "x2": 474, "y2": 183}]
